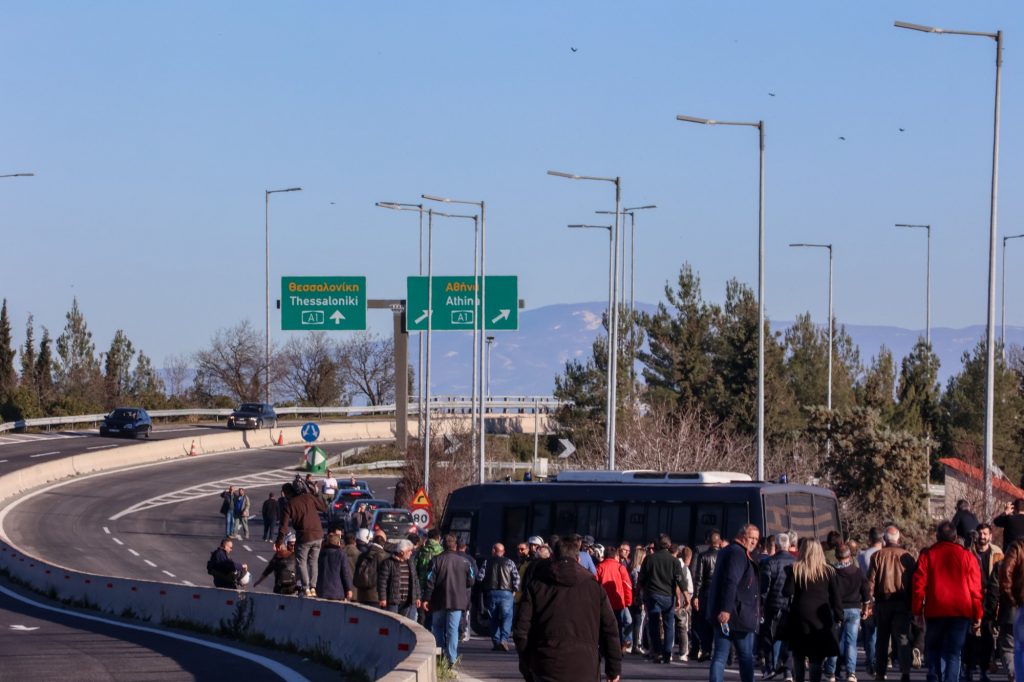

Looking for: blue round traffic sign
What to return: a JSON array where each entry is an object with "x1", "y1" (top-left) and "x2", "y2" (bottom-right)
[{"x1": 301, "y1": 422, "x2": 320, "y2": 443}]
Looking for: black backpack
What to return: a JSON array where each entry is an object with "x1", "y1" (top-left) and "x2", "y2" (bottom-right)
[
  {"x1": 274, "y1": 554, "x2": 299, "y2": 594},
  {"x1": 354, "y1": 551, "x2": 379, "y2": 590}
]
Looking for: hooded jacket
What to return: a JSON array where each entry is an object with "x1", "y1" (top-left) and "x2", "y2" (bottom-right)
[
  {"x1": 513, "y1": 557, "x2": 622, "y2": 682},
  {"x1": 596, "y1": 557, "x2": 634, "y2": 611}
]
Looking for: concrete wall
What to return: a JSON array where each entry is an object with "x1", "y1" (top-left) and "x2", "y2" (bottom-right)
[{"x1": 0, "y1": 421, "x2": 436, "y2": 682}]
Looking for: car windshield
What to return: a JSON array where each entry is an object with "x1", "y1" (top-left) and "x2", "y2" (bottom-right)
[
  {"x1": 109, "y1": 409, "x2": 137, "y2": 419},
  {"x1": 378, "y1": 511, "x2": 412, "y2": 524},
  {"x1": 238, "y1": 404, "x2": 261, "y2": 412}
]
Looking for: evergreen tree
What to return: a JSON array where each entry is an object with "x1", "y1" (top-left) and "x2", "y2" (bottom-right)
[
  {"x1": 8, "y1": 314, "x2": 41, "y2": 418},
  {"x1": 860, "y1": 346, "x2": 896, "y2": 422},
  {"x1": 893, "y1": 340, "x2": 942, "y2": 476},
  {"x1": 20, "y1": 314, "x2": 36, "y2": 381},
  {"x1": 0, "y1": 299, "x2": 14, "y2": 406},
  {"x1": 785, "y1": 313, "x2": 828, "y2": 411},
  {"x1": 103, "y1": 329, "x2": 135, "y2": 408},
  {"x1": 35, "y1": 327, "x2": 55, "y2": 410},
  {"x1": 130, "y1": 351, "x2": 165, "y2": 407},
  {"x1": 54, "y1": 298, "x2": 103, "y2": 413}
]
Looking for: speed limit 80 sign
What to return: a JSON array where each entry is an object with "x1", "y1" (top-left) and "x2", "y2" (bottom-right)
[{"x1": 411, "y1": 507, "x2": 432, "y2": 529}]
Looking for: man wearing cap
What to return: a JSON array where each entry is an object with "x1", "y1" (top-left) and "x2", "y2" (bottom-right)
[{"x1": 578, "y1": 535, "x2": 597, "y2": 576}]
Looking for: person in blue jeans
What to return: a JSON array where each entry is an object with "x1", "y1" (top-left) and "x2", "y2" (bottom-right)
[
  {"x1": 424, "y1": 534, "x2": 474, "y2": 664},
  {"x1": 708, "y1": 524, "x2": 762, "y2": 682},
  {"x1": 477, "y1": 542, "x2": 520, "y2": 651},
  {"x1": 826, "y1": 543, "x2": 870, "y2": 682},
  {"x1": 638, "y1": 533, "x2": 688, "y2": 664},
  {"x1": 220, "y1": 486, "x2": 235, "y2": 538}
]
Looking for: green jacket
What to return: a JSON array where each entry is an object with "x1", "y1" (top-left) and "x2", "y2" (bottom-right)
[{"x1": 416, "y1": 539, "x2": 444, "y2": 590}]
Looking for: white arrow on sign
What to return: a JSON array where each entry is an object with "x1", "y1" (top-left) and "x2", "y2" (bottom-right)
[
  {"x1": 414, "y1": 310, "x2": 430, "y2": 324},
  {"x1": 557, "y1": 439, "x2": 576, "y2": 459},
  {"x1": 9, "y1": 625, "x2": 39, "y2": 631},
  {"x1": 330, "y1": 310, "x2": 345, "y2": 324},
  {"x1": 491, "y1": 309, "x2": 511, "y2": 324}
]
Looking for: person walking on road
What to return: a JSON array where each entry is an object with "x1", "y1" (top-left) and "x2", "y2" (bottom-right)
[
  {"x1": 220, "y1": 485, "x2": 235, "y2": 538},
  {"x1": 708, "y1": 524, "x2": 762, "y2": 682},
  {"x1": 513, "y1": 534, "x2": 622, "y2": 682},
  {"x1": 317, "y1": 531, "x2": 354, "y2": 601},
  {"x1": 998, "y1": 535, "x2": 1024, "y2": 682},
  {"x1": 233, "y1": 487, "x2": 251, "y2": 540},
  {"x1": 966, "y1": 523, "x2": 1003, "y2": 682},
  {"x1": 478, "y1": 542, "x2": 521, "y2": 651},
  {"x1": 952, "y1": 500, "x2": 981, "y2": 545},
  {"x1": 261, "y1": 492, "x2": 279, "y2": 542},
  {"x1": 638, "y1": 533, "x2": 687, "y2": 664},
  {"x1": 761, "y1": 531, "x2": 796, "y2": 680},
  {"x1": 378, "y1": 539, "x2": 421, "y2": 620},
  {"x1": 911, "y1": 521, "x2": 983, "y2": 682},
  {"x1": 825, "y1": 543, "x2": 869, "y2": 682},
  {"x1": 693, "y1": 530, "x2": 723, "y2": 660},
  {"x1": 253, "y1": 534, "x2": 299, "y2": 595},
  {"x1": 354, "y1": 533, "x2": 389, "y2": 606},
  {"x1": 424, "y1": 534, "x2": 474, "y2": 666},
  {"x1": 867, "y1": 525, "x2": 917, "y2": 682},
  {"x1": 275, "y1": 482, "x2": 327, "y2": 597},
  {"x1": 597, "y1": 545, "x2": 634, "y2": 655},
  {"x1": 782, "y1": 538, "x2": 842, "y2": 682}
]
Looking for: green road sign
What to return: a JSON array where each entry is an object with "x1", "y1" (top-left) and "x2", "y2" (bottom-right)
[
  {"x1": 406, "y1": 276, "x2": 518, "y2": 332},
  {"x1": 281, "y1": 276, "x2": 367, "y2": 331}
]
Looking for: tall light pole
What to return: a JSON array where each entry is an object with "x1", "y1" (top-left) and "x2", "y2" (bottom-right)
[
  {"x1": 595, "y1": 205, "x2": 657, "y2": 317},
  {"x1": 895, "y1": 20, "x2": 1002, "y2": 520},
  {"x1": 568, "y1": 225, "x2": 615, "y2": 364},
  {"x1": 895, "y1": 224, "x2": 932, "y2": 345},
  {"x1": 423, "y1": 194, "x2": 488, "y2": 484},
  {"x1": 265, "y1": 186, "x2": 302, "y2": 405},
  {"x1": 0, "y1": 173, "x2": 35, "y2": 178},
  {"x1": 376, "y1": 201, "x2": 427, "y2": 441},
  {"x1": 486, "y1": 335, "x2": 496, "y2": 399},
  {"x1": 1003, "y1": 234, "x2": 1024, "y2": 357},
  {"x1": 676, "y1": 114, "x2": 765, "y2": 480},
  {"x1": 549, "y1": 171, "x2": 622, "y2": 470},
  {"x1": 790, "y1": 243, "x2": 834, "y2": 412}
]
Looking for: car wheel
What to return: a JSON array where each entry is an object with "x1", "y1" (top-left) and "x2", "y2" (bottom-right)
[{"x1": 145, "y1": 427, "x2": 151, "y2": 439}]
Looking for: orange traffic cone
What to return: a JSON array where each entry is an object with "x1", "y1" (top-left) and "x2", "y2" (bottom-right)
[
  {"x1": 189, "y1": 440, "x2": 197, "y2": 456},
  {"x1": 276, "y1": 431, "x2": 284, "y2": 446}
]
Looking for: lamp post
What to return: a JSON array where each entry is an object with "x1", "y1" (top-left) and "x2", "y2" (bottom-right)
[
  {"x1": 1004, "y1": 234, "x2": 1024, "y2": 357},
  {"x1": 569, "y1": 225, "x2": 615, "y2": 355},
  {"x1": 376, "y1": 201, "x2": 427, "y2": 441},
  {"x1": 595, "y1": 205, "x2": 657, "y2": 317},
  {"x1": 895, "y1": 19, "x2": 1002, "y2": 520},
  {"x1": 676, "y1": 114, "x2": 765, "y2": 480},
  {"x1": 421, "y1": 193, "x2": 489, "y2": 485},
  {"x1": 486, "y1": 335, "x2": 496, "y2": 399},
  {"x1": 549, "y1": 171, "x2": 622, "y2": 470},
  {"x1": 0, "y1": 173, "x2": 34, "y2": 178},
  {"x1": 265, "y1": 186, "x2": 302, "y2": 405},
  {"x1": 895, "y1": 224, "x2": 932, "y2": 345},
  {"x1": 790, "y1": 243, "x2": 834, "y2": 412}
]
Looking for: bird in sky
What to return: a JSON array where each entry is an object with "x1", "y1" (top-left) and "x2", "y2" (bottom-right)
[
  {"x1": 899, "y1": 128, "x2": 905, "y2": 132},
  {"x1": 570, "y1": 46, "x2": 577, "y2": 52},
  {"x1": 838, "y1": 136, "x2": 846, "y2": 141},
  {"x1": 768, "y1": 92, "x2": 776, "y2": 97}
]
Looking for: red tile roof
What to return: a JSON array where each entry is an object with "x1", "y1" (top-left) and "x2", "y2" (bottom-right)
[{"x1": 940, "y1": 457, "x2": 1024, "y2": 499}]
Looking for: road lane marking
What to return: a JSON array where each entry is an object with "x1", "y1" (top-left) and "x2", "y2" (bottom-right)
[
  {"x1": 144, "y1": 560, "x2": 157, "y2": 567},
  {"x1": 243, "y1": 544, "x2": 253, "y2": 552},
  {"x1": 102, "y1": 527, "x2": 110, "y2": 534},
  {"x1": 257, "y1": 556, "x2": 268, "y2": 563},
  {"x1": 182, "y1": 580, "x2": 195, "y2": 586},
  {"x1": 0, "y1": 584, "x2": 312, "y2": 681},
  {"x1": 0, "y1": 460, "x2": 7, "y2": 464},
  {"x1": 127, "y1": 549, "x2": 140, "y2": 556},
  {"x1": 29, "y1": 451, "x2": 60, "y2": 459},
  {"x1": 86, "y1": 444, "x2": 119, "y2": 450},
  {"x1": 111, "y1": 538, "x2": 124, "y2": 545},
  {"x1": 162, "y1": 570, "x2": 176, "y2": 578}
]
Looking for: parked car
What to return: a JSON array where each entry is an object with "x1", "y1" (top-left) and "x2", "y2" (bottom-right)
[
  {"x1": 370, "y1": 508, "x2": 418, "y2": 538},
  {"x1": 99, "y1": 407, "x2": 153, "y2": 438},
  {"x1": 346, "y1": 499, "x2": 387, "y2": 532},
  {"x1": 226, "y1": 403, "x2": 277, "y2": 430}
]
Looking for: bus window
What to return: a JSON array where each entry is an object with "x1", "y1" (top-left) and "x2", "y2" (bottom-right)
[
  {"x1": 723, "y1": 503, "x2": 749, "y2": 541},
  {"x1": 554, "y1": 502, "x2": 578, "y2": 535},
  {"x1": 532, "y1": 503, "x2": 552, "y2": 539},
  {"x1": 503, "y1": 506, "x2": 527, "y2": 548},
  {"x1": 450, "y1": 512, "x2": 474, "y2": 548},
  {"x1": 788, "y1": 492, "x2": 816, "y2": 539},
  {"x1": 669, "y1": 504, "x2": 693, "y2": 547},
  {"x1": 623, "y1": 503, "x2": 645, "y2": 542},
  {"x1": 694, "y1": 504, "x2": 724, "y2": 545},
  {"x1": 645, "y1": 504, "x2": 672, "y2": 543},
  {"x1": 597, "y1": 503, "x2": 621, "y2": 542},
  {"x1": 763, "y1": 493, "x2": 790, "y2": 536},
  {"x1": 813, "y1": 495, "x2": 839, "y2": 538}
]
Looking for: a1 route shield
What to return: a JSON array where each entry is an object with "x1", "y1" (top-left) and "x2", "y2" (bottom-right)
[
  {"x1": 406, "y1": 275, "x2": 518, "y2": 332},
  {"x1": 281, "y1": 276, "x2": 366, "y2": 331}
]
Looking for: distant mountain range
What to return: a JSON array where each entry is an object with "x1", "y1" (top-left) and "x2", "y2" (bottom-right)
[{"x1": 424, "y1": 302, "x2": 1024, "y2": 397}]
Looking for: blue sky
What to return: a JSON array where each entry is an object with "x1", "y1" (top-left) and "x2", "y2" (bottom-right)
[{"x1": 1, "y1": 2, "x2": 1022, "y2": 367}]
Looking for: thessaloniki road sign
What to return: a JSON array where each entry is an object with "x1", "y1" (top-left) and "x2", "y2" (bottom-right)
[{"x1": 281, "y1": 276, "x2": 367, "y2": 331}]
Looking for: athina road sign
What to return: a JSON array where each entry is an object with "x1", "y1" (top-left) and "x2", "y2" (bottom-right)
[
  {"x1": 281, "y1": 276, "x2": 367, "y2": 331},
  {"x1": 406, "y1": 275, "x2": 518, "y2": 332}
]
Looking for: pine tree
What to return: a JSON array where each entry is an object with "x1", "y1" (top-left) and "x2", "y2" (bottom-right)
[
  {"x1": 893, "y1": 340, "x2": 942, "y2": 476},
  {"x1": 0, "y1": 299, "x2": 15, "y2": 405},
  {"x1": 54, "y1": 298, "x2": 103, "y2": 413},
  {"x1": 103, "y1": 329, "x2": 135, "y2": 408},
  {"x1": 130, "y1": 351, "x2": 165, "y2": 407},
  {"x1": 20, "y1": 314, "x2": 37, "y2": 381},
  {"x1": 36, "y1": 327, "x2": 55, "y2": 407},
  {"x1": 860, "y1": 346, "x2": 896, "y2": 422},
  {"x1": 785, "y1": 313, "x2": 828, "y2": 411}
]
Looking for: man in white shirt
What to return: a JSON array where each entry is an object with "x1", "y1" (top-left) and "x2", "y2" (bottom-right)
[{"x1": 320, "y1": 470, "x2": 338, "y2": 506}]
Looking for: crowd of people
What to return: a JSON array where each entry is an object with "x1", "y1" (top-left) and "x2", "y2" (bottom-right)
[{"x1": 205, "y1": 474, "x2": 1024, "y2": 682}]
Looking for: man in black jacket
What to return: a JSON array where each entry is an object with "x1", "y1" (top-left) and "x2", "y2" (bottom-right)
[
  {"x1": 424, "y1": 534, "x2": 475, "y2": 664},
  {"x1": 261, "y1": 492, "x2": 279, "y2": 542},
  {"x1": 208, "y1": 537, "x2": 248, "y2": 589},
  {"x1": 638, "y1": 533, "x2": 687, "y2": 664},
  {"x1": 761, "y1": 532, "x2": 796, "y2": 679},
  {"x1": 693, "y1": 530, "x2": 722, "y2": 660},
  {"x1": 709, "y1": 523, "x2": 762, "y2": 682},
  {"x1": 378, "y1": 539, "x2": 420, "y2": 619},
  {"x1": 477, "y1": 542, "x2": 521, "y2": 651},
  {"x1": 514, "y1": 534, "x2": 621, "y2": 682}
]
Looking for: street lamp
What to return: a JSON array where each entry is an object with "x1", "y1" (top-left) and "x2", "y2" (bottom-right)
[
  {"x1": 265, "y1": 186, "x2": 302, "y2": 405},
  {"x1": 422, "y1": 194, "x2": 488, "y2": 485},
  {"x1": 676, "y1": 114, "x2": 766, "y2": 480},
  {"x1": 549, "y1": 170, "x2": 623, "y2": 470},
  {"x1": 895, "y1": 19, "x2": 1003, "y2": 519},
  {"x1": 1004, "y1": 234, "x2": 1024, "y2": 356},
  {"x1": 596, "y1": 205, "x2": 657, "y2": 316},
  {"x1": 376, "y1": 201, "x2": 427, "y2": 442},
  {"x1": 0, "y1": 173, "x2": 34, "y2": 178},
  {"x1": 790, "y1": 243, "x2": 834, "y2": 412},
  {"x1": 486, "y1": 335, "x2": 496, "y2": 399},
  {"x1": 895, "y1": 224, "x2": 932, "y2": 345}
]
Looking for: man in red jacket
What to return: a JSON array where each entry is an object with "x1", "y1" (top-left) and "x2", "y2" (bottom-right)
[
  {"x1": 597, "y1": 546, "x2": 634, "y2": 653},
  {"x1": 911, "y1": 520, "x2": 982, "y2": 682}
]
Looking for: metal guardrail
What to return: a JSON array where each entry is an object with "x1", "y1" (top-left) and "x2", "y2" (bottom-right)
[{"x1": 0, "y1": 396, "x2": 567, "y2": 434}]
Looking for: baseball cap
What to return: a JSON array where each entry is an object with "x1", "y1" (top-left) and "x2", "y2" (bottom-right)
[{"x1": 583, "y1": 535, "x2": 595, "y2": 547}]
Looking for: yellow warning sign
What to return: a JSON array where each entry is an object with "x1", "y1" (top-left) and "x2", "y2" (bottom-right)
[{"x1": 410, "y1": 487, "x2": 432, "y2": 509}]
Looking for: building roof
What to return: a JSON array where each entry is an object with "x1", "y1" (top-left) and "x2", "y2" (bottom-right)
[{"x1": 940, "y1": 457, "x2": 1024, "y2": 499}]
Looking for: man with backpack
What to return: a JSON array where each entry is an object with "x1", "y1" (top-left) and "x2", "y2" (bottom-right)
[
  {"x1": 233, "y1": 487, "x2": 251, "y2": 541},
  {"x1": 354, "y1": 533, "x2": 390, "y2": 606},
  {"x1": 416, "y1": 529, "x2": 444, "y2": 625},
  {"x1": 207, "y1": 537, "x2": 249, "y2": 590},
  {"x1": 276, "y1": 482, "x2": 328, "y2": 597},
  {"x1": 254, "y1": 534, "x2": 300, "y2": 595}
]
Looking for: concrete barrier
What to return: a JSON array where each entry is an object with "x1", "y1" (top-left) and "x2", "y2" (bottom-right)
[{"x1": 0, "y1": 420, "x2": 436, "y2": 682}]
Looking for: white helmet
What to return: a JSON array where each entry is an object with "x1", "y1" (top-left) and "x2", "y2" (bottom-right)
[
  {"x1": 237, "y1": 570, "x2": 251, "y2": 587},
  {"x1": 356, "y1": 528, "x2": 372, "y2": 543}
]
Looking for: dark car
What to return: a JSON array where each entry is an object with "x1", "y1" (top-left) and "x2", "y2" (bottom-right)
[
  {"x1": 329, "y1": 487, "x2": 374, "y2": 520},
  {"x1": 99, "y1": 407, "x2": 153, "y2": 438},
  {"x1": 226, "y1": 403, "x2": 277, "y2": 430},
  {"x1": 370, "y1": 508, "x2": 418, "y2": 538}
]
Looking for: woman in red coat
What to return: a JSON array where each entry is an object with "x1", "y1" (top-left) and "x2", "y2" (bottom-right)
[{"x1": 597, "y1": 546, "x2": 634, "y2": 653}]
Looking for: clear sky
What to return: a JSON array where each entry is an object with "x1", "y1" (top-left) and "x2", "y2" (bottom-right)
[{"x1": 1, "y1": 2, "x2": 1022, "y2": 368}]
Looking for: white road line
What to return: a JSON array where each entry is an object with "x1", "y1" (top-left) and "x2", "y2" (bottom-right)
[
  {"x1": 257, "y1": 556, "x2": 268, "y2": 563},
  {"x1": 102, "y1": 527, "x2": 110, "y2": 534},
  {"x1": 144, "y1": 559, "x2": 157, "y2": 567},
  {"x1": 0, "y1": 584, "x2": 311, "y2": 681},
  {"x1": 162, "y1": 570, "x2": 176, "y2": 578},
  {"x1": 0, "y1": 460, "x2": 7, "y2": 464},
  {"x1": 111, "y1": 538, "x2": 124, "y2": 546},
  {"x1": 127, "y1": 549, "x2": 140, "y2": 557},
  {"x1": 86, "y1": 444, "x2": 119, "y2": 451},
  {"x1": 243, "y1": 544, "x2": 253, "y2": 552},
  {"x1": 29, "y1": 451, "x2": 60, "y2": 459},
  {"x1": 182, "y1": 580, "x2": 195, "y2": 586}
]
